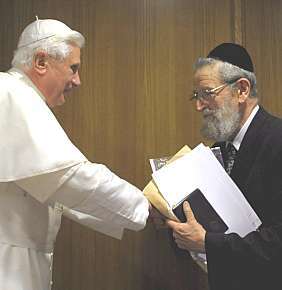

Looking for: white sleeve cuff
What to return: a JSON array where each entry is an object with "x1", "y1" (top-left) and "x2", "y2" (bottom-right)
[{"x1": 16, "y1": 161, "x2": 149, "y2": 232}]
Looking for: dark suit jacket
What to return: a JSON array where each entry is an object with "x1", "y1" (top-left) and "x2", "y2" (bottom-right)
[{"x1": 206, "y1": 107, "x2": 282, "y2": 290}]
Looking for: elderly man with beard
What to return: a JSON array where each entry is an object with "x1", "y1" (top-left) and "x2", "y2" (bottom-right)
[{"x1": 166, "y1": 43, "x2": 282, "y2": 290}]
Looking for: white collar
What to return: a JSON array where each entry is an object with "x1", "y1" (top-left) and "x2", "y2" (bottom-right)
[
  {"x1": 0, "y1": 68, "x2": 86, "y2": 182},
  {"x1": 8, "y1": 67, "x2": 46, "y2": 102},
  {"x1": 233, "y1": 105, "x2": 259, "y2": 150}
]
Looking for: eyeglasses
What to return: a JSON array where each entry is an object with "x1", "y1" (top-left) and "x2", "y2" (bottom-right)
[{"x1": 191, "y1": 81, "x2": 236, "y2": 102}]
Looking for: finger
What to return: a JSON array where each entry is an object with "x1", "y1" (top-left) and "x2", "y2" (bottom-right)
[
  {"x1": 172, "y1": 231, "x2": 179, "y2": 238},
  {"x1": 183, "y1": 201, "x2": 195, "y2": 222},
  {"x1": 166, "y1": 219, "x2": 180, "y2": 229}
]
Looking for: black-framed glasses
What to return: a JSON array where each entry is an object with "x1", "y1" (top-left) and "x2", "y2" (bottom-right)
[{"x1": 191, "y1": 81, "x2": 237, "y2": 102}]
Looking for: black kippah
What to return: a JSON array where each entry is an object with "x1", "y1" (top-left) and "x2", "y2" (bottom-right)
[{"x1": 207, "y1": 43, "x2": 254, "y2": 72}]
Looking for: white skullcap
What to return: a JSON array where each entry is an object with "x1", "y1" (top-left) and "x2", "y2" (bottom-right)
[{"x1": 17, "y1": 18, "x2": 83, "y2": 48}]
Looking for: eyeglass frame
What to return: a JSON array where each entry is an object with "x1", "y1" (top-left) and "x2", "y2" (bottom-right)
[{"x1": 190, "y1": 79, "x2": 238, "y2": 102}]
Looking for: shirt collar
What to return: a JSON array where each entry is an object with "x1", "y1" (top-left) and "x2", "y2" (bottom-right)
[{"x1": 232, "y1": 105, "x2": 259, "y2": 150}]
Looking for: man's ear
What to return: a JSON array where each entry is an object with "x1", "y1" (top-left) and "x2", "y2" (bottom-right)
[
  {"x1": 33, "y1": 51, "x2": 48, "y2": 75},
  {"x1": 236, "y1": 78, "x2": 251, "y2": 104}
]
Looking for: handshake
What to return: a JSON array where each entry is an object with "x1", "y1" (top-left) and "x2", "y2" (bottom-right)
[
  {"x1": 144, "y1": 143, "x2": 261, "y2": 272},
  {"x1": 145, "y1": 145, "x2": 207, "y2": 271}
]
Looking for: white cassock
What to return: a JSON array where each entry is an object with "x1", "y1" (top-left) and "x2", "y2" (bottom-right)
[{"x1": 0, "y1": 68, "x2": 149, "y2": 290}]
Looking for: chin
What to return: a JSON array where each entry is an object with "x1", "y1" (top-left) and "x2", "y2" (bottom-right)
[
  {"x1": 58, "y1": 98, "x2": 66, "y2": 106},
  {"x1": 53, "y1": 96, "x2": 66, "y2": 107}
]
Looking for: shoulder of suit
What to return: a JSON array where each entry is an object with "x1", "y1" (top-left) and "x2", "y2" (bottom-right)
[{"x1": 257, "y1": 108, "x2": 282, "y2": 149}]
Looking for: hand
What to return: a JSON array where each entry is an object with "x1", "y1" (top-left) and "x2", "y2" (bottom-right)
[
  {"x1": 166, "y1": 201, "x2": 206, "y2": 253},
  {"x1": 148, "y1": 205, "x2": 167, "y2": 229}
]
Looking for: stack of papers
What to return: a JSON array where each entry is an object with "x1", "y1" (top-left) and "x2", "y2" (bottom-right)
[{"x1": 151, "y1": 143, "x2": 261, "y2": 237}]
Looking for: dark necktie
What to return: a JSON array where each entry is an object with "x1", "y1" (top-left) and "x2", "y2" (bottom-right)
[{"x1": 224, "y1": 142, "x2": 237, "y2": 175}]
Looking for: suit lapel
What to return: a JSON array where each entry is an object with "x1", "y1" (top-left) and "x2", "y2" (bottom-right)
[{"x1": 231, "y1": 107, "x2": 269, "y2": 188}]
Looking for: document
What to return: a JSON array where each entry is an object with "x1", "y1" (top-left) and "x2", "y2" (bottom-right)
[
  {"x1": 152, "y1": 143, "x2": 262, "y2": 237},
  {"x1": 143, "y1": 145, "x2": 191, "y2": 221}
]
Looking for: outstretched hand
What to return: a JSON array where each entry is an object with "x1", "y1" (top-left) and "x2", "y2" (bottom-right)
[{"x1": 166, "y1": 201, "x2": 206, "y2": 253}]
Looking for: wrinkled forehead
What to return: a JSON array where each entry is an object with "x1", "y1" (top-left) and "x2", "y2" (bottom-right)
[
  {"x1": 64, "y1": 44, "x2": 81, "y2": 64},
  {"x1": 193, "y1": 63, "x2": 221, "y2": 87}
]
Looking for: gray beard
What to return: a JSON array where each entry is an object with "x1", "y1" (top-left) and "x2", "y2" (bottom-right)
[{"x1": 200, "y1": 100, "x2": 241, "y2": 142}]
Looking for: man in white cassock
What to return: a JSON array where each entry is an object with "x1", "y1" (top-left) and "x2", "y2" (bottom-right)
[{"x1": 0, "y1": 18, "x2": 150, "y2": 290}]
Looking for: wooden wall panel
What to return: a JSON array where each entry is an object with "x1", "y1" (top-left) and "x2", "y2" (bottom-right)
[
  {"x1": 1, "y1": 1, "x2": 281, "y2": 290},
  {"x1": 243, "y1": 0, "x2": 282, "y2": 117}
]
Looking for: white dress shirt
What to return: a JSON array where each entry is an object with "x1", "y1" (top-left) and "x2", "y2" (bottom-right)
[{"x1": 232, "y1": 105, "x2": 259, "y2": 150}]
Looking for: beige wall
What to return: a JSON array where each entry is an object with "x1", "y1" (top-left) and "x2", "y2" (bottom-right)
[{"x1": 0, "y1": 0, "x2": 281, "y2": 289}]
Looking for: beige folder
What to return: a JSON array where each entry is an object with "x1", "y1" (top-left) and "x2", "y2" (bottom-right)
[{"x1": 143, "y1": 145, "x2": 191, "y2": 221}]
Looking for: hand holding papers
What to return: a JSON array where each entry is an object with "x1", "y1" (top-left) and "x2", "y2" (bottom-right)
[
  {"x1": 144, "y1": 143, "x2": 262, "y2": 273},
  {"x1": 173, "y1": 188, "x2": 228, "y2": 233},
  {"x1": 152, "y1": 143, "x2": 261, "y2": 237}
]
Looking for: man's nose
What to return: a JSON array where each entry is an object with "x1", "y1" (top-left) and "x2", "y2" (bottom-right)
[
  {"x1": 72, "y1": 72, "x2": 81, "y2": 87},
  {"x1": 195, "y1": 99, "x2": 207, "y2": 112}
]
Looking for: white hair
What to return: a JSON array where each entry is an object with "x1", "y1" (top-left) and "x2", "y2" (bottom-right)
[
  {"x1": 12, "y1": 23, "x2": 85, "y2": 68},
  {"x1": 194, "y1": 58, "x2": 258, "y2": 98},
  {"x1": 201, "y1": 97, "x2": 242, "y2": 141}
]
